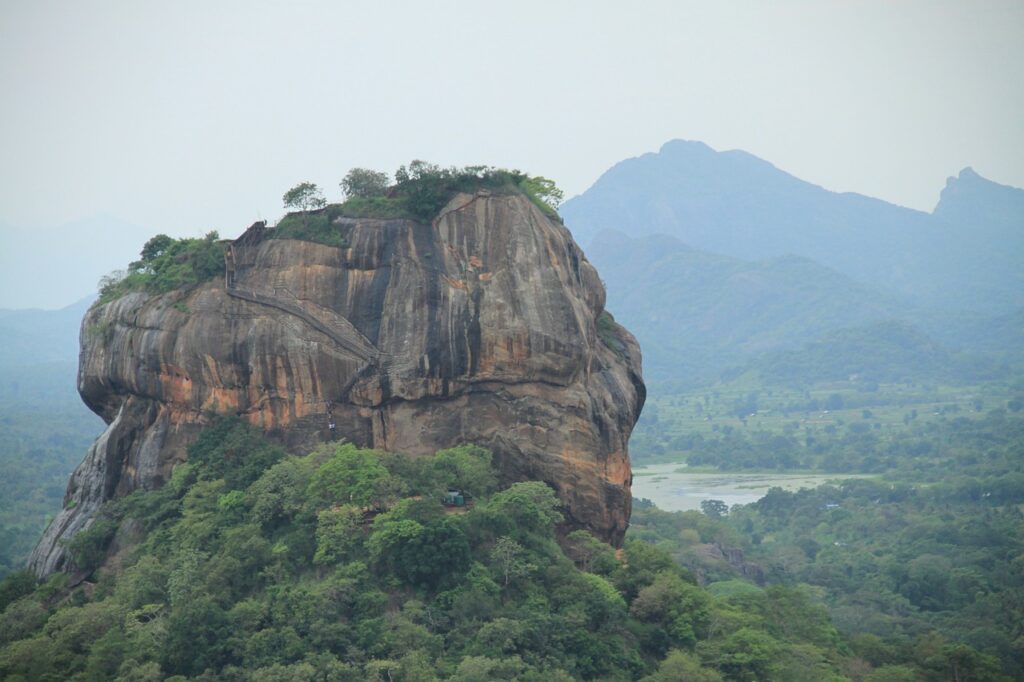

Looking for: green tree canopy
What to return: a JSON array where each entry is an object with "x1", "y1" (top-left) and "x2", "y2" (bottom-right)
[
  {"x1": 282, "y1": 182, "x2": 326, "y2": 212},
  {"x1": 340, "y1": 168, "x2": 389, "y2": 199},
  {"x1": 432, "y1": 444, "x2": 498, "y2": 499},
  {"x1": 518, "y1": 175, "x2": 564, "y2": 211},
  {"x1": 306, "y1": 443, "x2": 399, "y2": 509}
]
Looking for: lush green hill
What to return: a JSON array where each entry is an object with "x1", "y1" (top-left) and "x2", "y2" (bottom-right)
[
  {"x1": 4, "y1": 419, "x2": 1016, "y2": 681},
  {"x1": 733, "y1": 320, "x2": 1003, "y2": 387},
  {"x1": 0, "y1": 421, "x2": 856, "y2": 681}
]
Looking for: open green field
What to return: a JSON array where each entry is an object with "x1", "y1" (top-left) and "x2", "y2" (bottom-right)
[{"x1": 632, "y1": 375, "x2": 1020, "y2": 465}]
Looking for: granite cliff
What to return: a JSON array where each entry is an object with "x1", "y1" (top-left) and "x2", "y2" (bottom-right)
[{"x1": 30, "y1": 190, "x2": 644, "y2": 575}]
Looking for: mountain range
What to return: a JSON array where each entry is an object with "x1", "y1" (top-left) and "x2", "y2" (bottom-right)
[
  {"x1": 563, "y1": 140, "x2": 1024, "y2": 385},
  {"x1": 0, "y1": 296, "x2": 94, "y2": 368},
  {"x1": 563, "y1": 140, "x2": 1024, "y2": 315}
]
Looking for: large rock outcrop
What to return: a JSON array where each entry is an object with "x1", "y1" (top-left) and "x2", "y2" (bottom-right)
[{"x1": 30, "y1": 191, "x2": 645, "y2": 576}]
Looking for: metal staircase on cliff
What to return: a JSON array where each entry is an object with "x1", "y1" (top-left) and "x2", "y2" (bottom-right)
[
  {"x1": 224, "y1": 236, "x2": 419, "y2": 375},
  {"x1": 225, "y1": 284, "x2": 378, "y2": 361}
]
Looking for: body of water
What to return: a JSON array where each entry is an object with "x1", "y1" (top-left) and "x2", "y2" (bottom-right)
[{"x1": 631, "y1": 462, "x2": 866, "y2": 512}]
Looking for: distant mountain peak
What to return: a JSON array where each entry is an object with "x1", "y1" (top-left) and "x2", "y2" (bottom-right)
[
  {"x1": 940, "y1": 165, "x2": 1021, "y2": 194},
  {"x1": 658, "y1": 138, "x2": 714, "y2": 155},
  {"x1": 655, "y1": 138, "x2": 786, "y2": 173},
  {"x1": 934, "y1": 165, "x2": 1024, "y2": 221}
]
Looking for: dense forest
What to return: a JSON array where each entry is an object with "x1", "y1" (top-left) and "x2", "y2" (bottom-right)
[
  {"x1": 630, "y1": 473, "x2": 1024, "y2": 680},
  {"x1": 0, "y1": 358, "x2": 102, "y2": 576},
  {"x1": 1, "y1": 415, "x2": 1019, "y2": 680},
  {"x1": 624, "y1": 371, "x2": 1024, "y2": 680}
]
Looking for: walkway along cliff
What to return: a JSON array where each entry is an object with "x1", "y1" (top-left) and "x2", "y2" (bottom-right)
[{"x1": 30, "y1": 190, "x2": 645, "y2": 576}]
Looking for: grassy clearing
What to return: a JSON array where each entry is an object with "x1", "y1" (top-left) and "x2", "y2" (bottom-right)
[{"x1": 632, "y1": 375, "x2": 1018, "y2": 468}]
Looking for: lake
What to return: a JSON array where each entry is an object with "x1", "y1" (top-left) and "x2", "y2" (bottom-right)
[{"x1": 631, "y1": 462, "x2": 866, "y2": 512}]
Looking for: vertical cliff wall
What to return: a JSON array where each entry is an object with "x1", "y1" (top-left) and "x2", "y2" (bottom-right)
[{"x1": 30, "y1": 191, "x2": 645, "y2": 575}]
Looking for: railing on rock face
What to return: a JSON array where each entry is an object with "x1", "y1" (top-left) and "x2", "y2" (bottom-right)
[
  {"x1": 225, "y1": 286, "x2": 379, "y2": 362},
  {"x1": 224, "y1": 235, "x2": 419, "y2": 377}
]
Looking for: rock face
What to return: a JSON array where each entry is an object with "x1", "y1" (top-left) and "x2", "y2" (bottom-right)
[{"x1": 30, "y1": 191, "x2": 645, "y2": 576}]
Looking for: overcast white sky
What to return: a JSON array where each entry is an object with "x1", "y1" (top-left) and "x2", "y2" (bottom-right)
[{"x1": 1, "y1": 0, "x2": 1022, "y2": 309}]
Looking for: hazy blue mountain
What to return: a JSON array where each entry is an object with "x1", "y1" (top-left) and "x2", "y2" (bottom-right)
[
  {"x1": 588, "y1": 230, "x2": 900, "y2": 386},
  {"x1": 934, "y1": 166, "x2": 1024, "y2": 235},
  {"x1": 0, "y1": 296, "x2": 94, "y2": 366},
  {"x1": 563, "y1": 140, "x2": 1023, "y2": 313},
  {"x1": 919, "y1": 306, "x2": 1024, "y2": 366},
  {"x1": 923, "y1": 168, "x2": 1024, "y2": 313},
  {"x1": 0, "y1": 294, "x2": 100, "y2": 426},
  {"x1": 0, "y1": 213, "x2": 149, "y2": 309}
]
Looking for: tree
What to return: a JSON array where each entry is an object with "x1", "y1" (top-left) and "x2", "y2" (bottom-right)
[
  {"x1": 701, "y1": 499, "x2": 729, "y2": 518},
  {"x1": 340, "y1": 168, "x2": 389, "y2": 199},
  {"x1": 368, "y1": 512, "x2": 471, "y2": 589},
  {"x1": 641, "y1": 650, "x2": 723, "y2": 682},
  {"x1": 139, "y1": 234, "x2": 174, "y2": 263},
  {"x1": 703, "y1": 627, "x2": 783, "y2": 681},
  {"x1": 392, "y1": 160, "x2": 451, "y2": 221},
  {"x1": 161, "y1": 596, "x2": 230, "y2": 676},
  {"x1": 490, "y1": 536, "x2": 535, "y2": 586},
  {"x1": 64, "y1": 517, "x2": 119, "y2": 575},
  {"x1": 306, "y1": 443, "x2": 398, "y2": 510},
  {"x1": 248, "y1": 457, "x2": 317, "y2": 528},
  {"x1": 630, "y1": 572, "x2": 712, "y2": 647},
  {"x1": 0, "y1": 571, "x2": 36, "y2": 612},
  {"x1": 518, "y1": 176, "x2": 564, "y2": 210},
  {"x1": 577, "y1": 572, "x2": 627, "y2": 626},
  {"x1": 186, "y1": 417, "x2": 285, "y2": 490},
  {"x1": 282, "y1": 182, "x2": 326, "y2": 213},
  {"x1": 613, "y1": 540, "x2": 680, "y2": 600},
  {"x1": 432, "y1": 445, "x2": 498, "y2": 499},
  {"x1": 564, "y1": 529, "x2": 616, "y2": 574},
  {"x1": 452, "y1": 655, "x2": 527, "y2": 682},
  {"x1": 862, "y1": 666, "x2": 919, "y2": 682},
  {"x1": 314, "y1": 505, "x2": 363, "y2": 566},
  {"x1": 394, "y1": 159, "x2": 441, "y2": 185},
  {"x1": 479, "y1": 482, "x2": 562, "y2": 541},
  {"x1": 825, "y1": 393, "x2": 845, "y2": 410}
]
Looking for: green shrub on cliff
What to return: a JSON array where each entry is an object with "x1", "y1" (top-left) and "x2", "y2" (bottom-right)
[
  {"x1": 518, "y1": 174, "x2": 564, "y2": 218},
  {"x1": 272, "y1": 204, "x2": 353, "y2": 247},
  {"x1": 387, "y1": 160, "x2": 562, "y2": 222},
  {"x1": 597, "y1": 310, "x2": 627, "y2": 358},
  {"x1": 97, "y1": 232, "x2": 226, "y2": 303},
  {"x1": 273, "y1": 164, "x2": 565, "y2": 249}
]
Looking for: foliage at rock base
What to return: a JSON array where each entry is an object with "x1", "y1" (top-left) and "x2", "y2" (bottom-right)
[{"x1": 0, "y1": 420, "x2": 903, "y2": 682}]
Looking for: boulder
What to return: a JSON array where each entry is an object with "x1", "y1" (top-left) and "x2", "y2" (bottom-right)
[{"x1": 30, "y1": 191, "x2": 644, "y2": 575}]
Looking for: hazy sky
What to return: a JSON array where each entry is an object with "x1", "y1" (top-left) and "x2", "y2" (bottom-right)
[{"x1": 1, "y1": 0, "x2": 1022, "y2": 309}]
